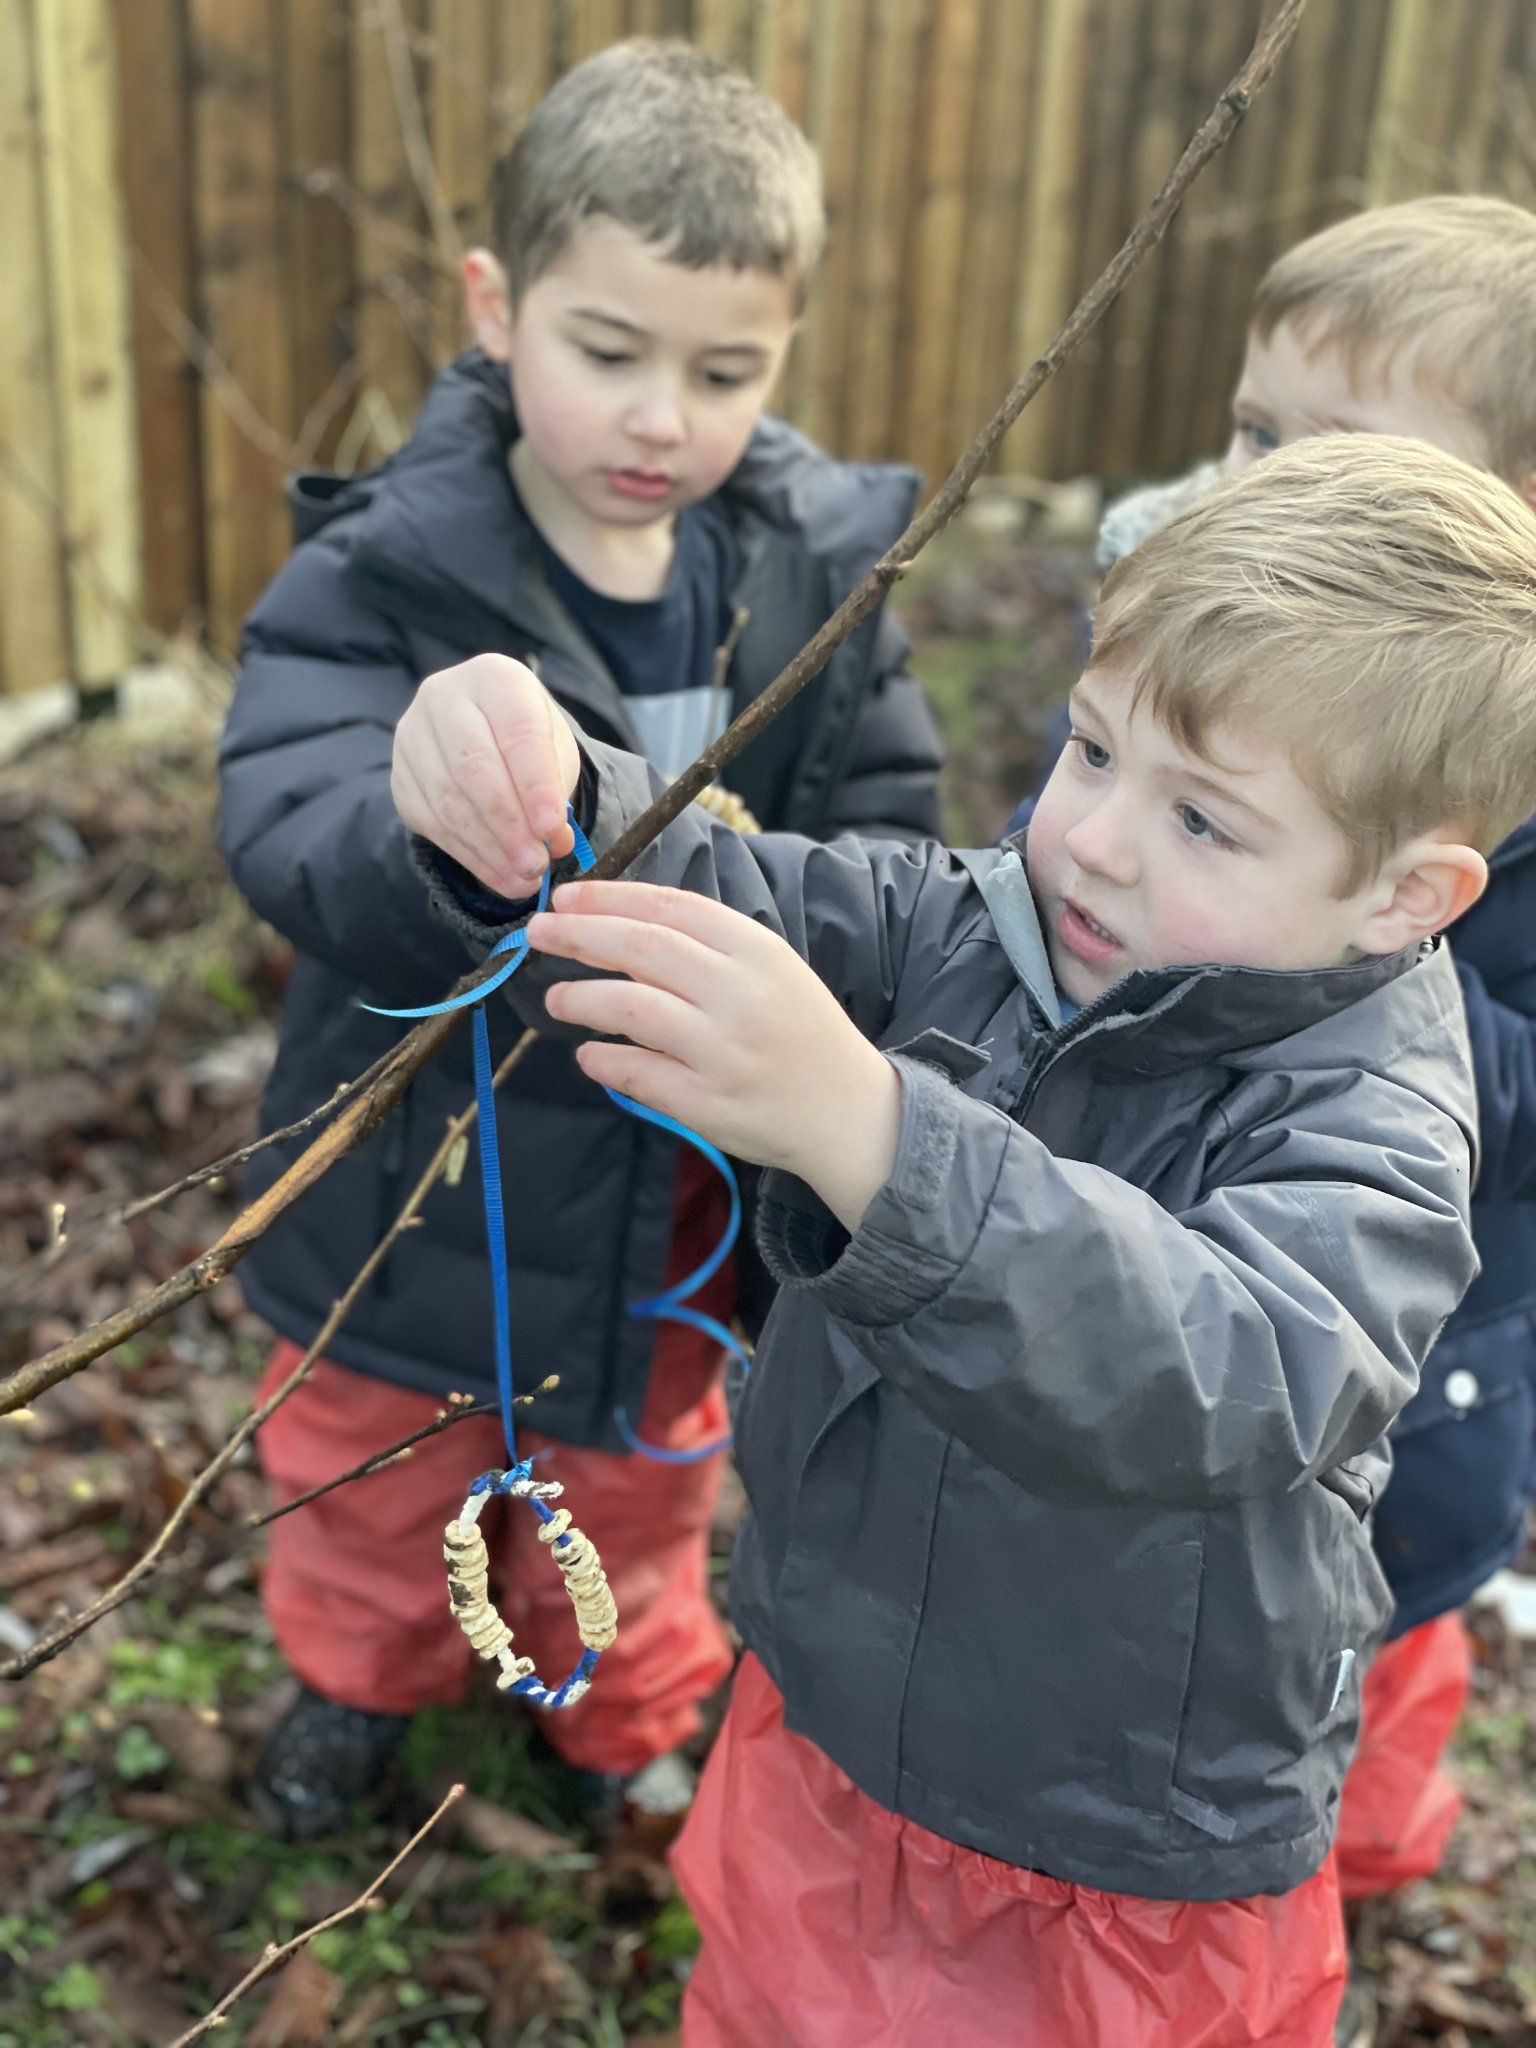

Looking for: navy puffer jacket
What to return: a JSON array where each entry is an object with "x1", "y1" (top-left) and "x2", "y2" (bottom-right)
[
  {"x1": 219, "y1": 352, "x2": 944, "y2": 1446},
  {"x1": 1372, "y1": 816, "x2": 1536, "y2": 1628}
]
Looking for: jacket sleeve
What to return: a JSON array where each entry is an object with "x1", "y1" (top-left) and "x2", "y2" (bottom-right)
[
  {"x1": 759, "y1": 1039, "x2": 1478, "y2": 1510},
  {"x1": 420, "y1": 732, "x2": 984, "y2": 1047},
  {"x1": 218, "y1": 530, "x2": 471, "y2": 1001},
  {"x1": 1457, "y1": 955, "x2": 1536, "y2": 1203},
  {"x1": 821, "y1": 611, "x2": 946, "y2": 843}
]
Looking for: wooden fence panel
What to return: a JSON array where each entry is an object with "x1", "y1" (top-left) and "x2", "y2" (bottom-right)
[
  {"x1": 8, "y1": 0, "x2": 1536, "y2": 681},
  {"x1": 114, "y1": 0, "x2": 203, "y2": 639},
  {"x1": 187, "y1": 0, "x2": 293, "y2": 651},
  {"x1": 0, "y1": 0, "x2": 71, "y2": 695},
  {"x1": 844, "y1": 0, "x2": 926, "y2": 464},
  {"x1": 33, "y1": 0, "x2": 141, "y2": 683},
  {"x1": 282, "y1": 0, "x2": 356, "y2": 471}
]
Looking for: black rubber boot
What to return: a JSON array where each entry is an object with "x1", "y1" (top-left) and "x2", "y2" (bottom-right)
[{"x1": 247, "y1": 1684, "x2": 410, "y2": 1842}]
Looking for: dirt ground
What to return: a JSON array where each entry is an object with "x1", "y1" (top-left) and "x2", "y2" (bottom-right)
[{"x1": 1, "y1": 520, "x2": 1534, "y2": 2046}]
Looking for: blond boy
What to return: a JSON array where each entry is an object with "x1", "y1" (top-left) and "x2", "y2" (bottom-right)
[{"x1": 396, "y1": 438, "x2": 1536, "y2": 2046}]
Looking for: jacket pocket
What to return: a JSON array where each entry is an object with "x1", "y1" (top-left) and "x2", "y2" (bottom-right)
[{"x1": 1114, "y1": 1534, "x2": 1206, "y2": 1812}]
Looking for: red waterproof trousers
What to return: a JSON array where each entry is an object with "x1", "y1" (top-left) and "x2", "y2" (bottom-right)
[
  {"x1": 1332, "y1": 1611, "x2": 1471, "y2": 1900},
  {"x1": 672, "y1": 1654, "x2": 1349, "y2": 2048},
  {"x1": 255, "y1": 1157, "x2": 735, "y2": 1777}
]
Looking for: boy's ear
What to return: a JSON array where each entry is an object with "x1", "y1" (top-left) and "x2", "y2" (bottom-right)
[
  {"x1": 463, "y1": 249, "x2": 514, "y2": 361},
  {"x1": 1354, "y1": 837, "x2": 1487, "y2": 955}
]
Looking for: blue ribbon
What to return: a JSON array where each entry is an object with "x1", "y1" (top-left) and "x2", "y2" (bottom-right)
[{"x1": 361, "y1": 809, "x2": 745, "y2": 1475}]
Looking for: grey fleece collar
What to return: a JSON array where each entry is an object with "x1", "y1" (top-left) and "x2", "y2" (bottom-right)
[{"x1": 979, "y1": 849, "x2": 1062, "y2": 1026}]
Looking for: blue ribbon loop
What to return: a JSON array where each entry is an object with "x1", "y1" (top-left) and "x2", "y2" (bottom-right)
[{"x1": 361, "y1": 809, "x2": 745, "y2": 1476}]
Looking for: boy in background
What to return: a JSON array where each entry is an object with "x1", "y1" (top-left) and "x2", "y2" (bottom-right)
[{"x1": 1023, "y1": 195, "x2": 1536, "y2": 1914}]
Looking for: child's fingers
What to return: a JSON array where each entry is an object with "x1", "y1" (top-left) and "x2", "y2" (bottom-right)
[
  {"x1": 545, "y1": 976, "x2": 704, "y2": 1060},
  {"x1": 573, "y1": 1038, "x2": 700, "y2": 1127},
  {"x1": 546, "y1": 880, "x2": 764, "y2": 956},
  {"x1": 527, "y1": 909, "x2": 723, "y2": 1006},
  {"x1": 392, "y1": 737, "x2": 528, "y2": 900},
  {"x1": 438, "y1": 698, "x2": 553, "y2": 885},
  {"x1": 464, "y1": 662, "x2": 577, "y2": 857},
  {"x1": 534, "y1": 693, "x2": 577, "y2": 857}
]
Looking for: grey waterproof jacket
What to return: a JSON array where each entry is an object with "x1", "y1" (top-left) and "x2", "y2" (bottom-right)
[{"x1": 433, "y1": 735, "x2": 1481, "y2": 1901}]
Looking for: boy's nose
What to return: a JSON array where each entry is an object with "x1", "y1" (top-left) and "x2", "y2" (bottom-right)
[
  {"x1": 625, "y1": 387, "x2": 687, "y2": 447},
  {"x1": 1063, "y1": 799, "x2": 1139, "y2": 886}
]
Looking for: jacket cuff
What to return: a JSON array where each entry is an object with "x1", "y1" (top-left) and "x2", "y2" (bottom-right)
[
  {"x1": 756, "y1": 1053, "x2": 972, "y2": 1327},
  {"x1": 408, "y1": 835, "x2": 538, "y2": 951}
]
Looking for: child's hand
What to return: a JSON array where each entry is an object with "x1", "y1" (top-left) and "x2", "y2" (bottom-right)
[
  {"x1": 392, "y1": 655, "x2": 580, "y2": 897},
  {"x1": 528, "y1": 881, "x2": 902, "y2": 1232}
]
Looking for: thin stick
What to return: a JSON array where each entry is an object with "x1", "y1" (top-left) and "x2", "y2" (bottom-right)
[
  {"x1": 249, "y1": 1396, "x2": 499, "y2": 1525},
  {"x1": 247, "y1": 1375, "x2": 559, "y2": 1529},
  {"x1": 0, "y1": 1033, "x2": 539, "y2": 1679},
  {"x1": 166, "y1": 1782, "x2": 465, "y2": 2048},
  {"x1": 0, "y1": 0, "x2": 1307, "y2": 1423},
  {"x1": 2, "y1": 1050, "x2": 405, "y2": 1310}
]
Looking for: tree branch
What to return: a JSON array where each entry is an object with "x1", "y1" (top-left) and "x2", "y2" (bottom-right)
[
  {"x1": 0, "y1": 1033, "x2": 539, "y2": 1679},
  {"x1": 0, "y1": 0, "x2": 1307, "y2": 1423},
  {"x1": 247, "y1": 1375, "x2": 557, "y2": 1530},
  {"x1": 166, "y1": 1782, "x2": 465, "y2": 2048}
]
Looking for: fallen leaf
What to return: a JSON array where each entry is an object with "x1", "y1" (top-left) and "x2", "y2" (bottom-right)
[
  {"x1": 143, "y1": 1706, "x2": 236, "y2": 1788},
  {"x1": 454, "y1": 1792, "x2": 575, "y2": 1863},
  {"x1": 86, "y1": 1963, "x2": 194, "y2": 2046},
  {"x1": 245, "y1": 1950, "x2": 342, "y2": 2048}
]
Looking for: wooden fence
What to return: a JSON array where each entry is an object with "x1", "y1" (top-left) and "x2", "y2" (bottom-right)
[{"x1": 3, "y1": 0, "x2": 1536, "y2": 691}]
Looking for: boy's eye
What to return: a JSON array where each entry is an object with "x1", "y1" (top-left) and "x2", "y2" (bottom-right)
[
  {"x1": 1071, "y1": 731, "x2": 1111, "y2": 771},
  {"x1": 1238, "y1": 418, "x2": 1279, "y2": 454},
  {"x1": 581, "y1": 346, "x2": 634, "y2": 368},
  {"x1": 1178, "y1": 802, "x2": 1235, "y2": 849},
  {"x1": 701, "y1": 369, "x2": 749, "y2": 391}
]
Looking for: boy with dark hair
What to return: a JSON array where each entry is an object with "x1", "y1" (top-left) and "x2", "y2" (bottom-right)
[{"x1": 219, "y1": 37, "x2": 943, "y2": 1838}]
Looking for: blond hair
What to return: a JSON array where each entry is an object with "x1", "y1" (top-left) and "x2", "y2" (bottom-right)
[
  {"x1": 1252, "y1": 195, "x2": 1536, "y2": 483},
  {"x1": 1093, "y1": 437, "x2": 1536, "y2": 889},
  {"x1": 491, "y1": 39, "x2": 824, "y2": 305}
]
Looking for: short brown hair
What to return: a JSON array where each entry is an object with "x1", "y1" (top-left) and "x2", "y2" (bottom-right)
[
  {"x1": 1252, "y1": 195, "x2": 1536, "y2": 483},
  {"x1": 1093, "y1": 436, "x2": 1536, "y2": 889},
  {"x1": 491, "y1": 39, "x2": 824, "y2": 306}
]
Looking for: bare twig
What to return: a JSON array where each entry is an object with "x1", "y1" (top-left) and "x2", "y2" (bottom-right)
[
  {"x1": 2, "y1": 1048, "x2": 407, "y2": 1308},
  {"x1": 250, "y1": 1395, "x2": 498, "y2": 1524},
  {"x1": 117, "y1": 1049, "x2": 401, "y2": 1225},
  {"x1": 0, "y1": 1032, "x2": 539, "y2": 1679},
  {"x1": 0, "y1": 0, "x2": 1307, "y2": 1423},
  {"x1": 166, "y1": 1782, "x2": 466, "y2": 2048},
  {"x1": 248, "y1": 1373, "x2": 559, "y2": 1529}
]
